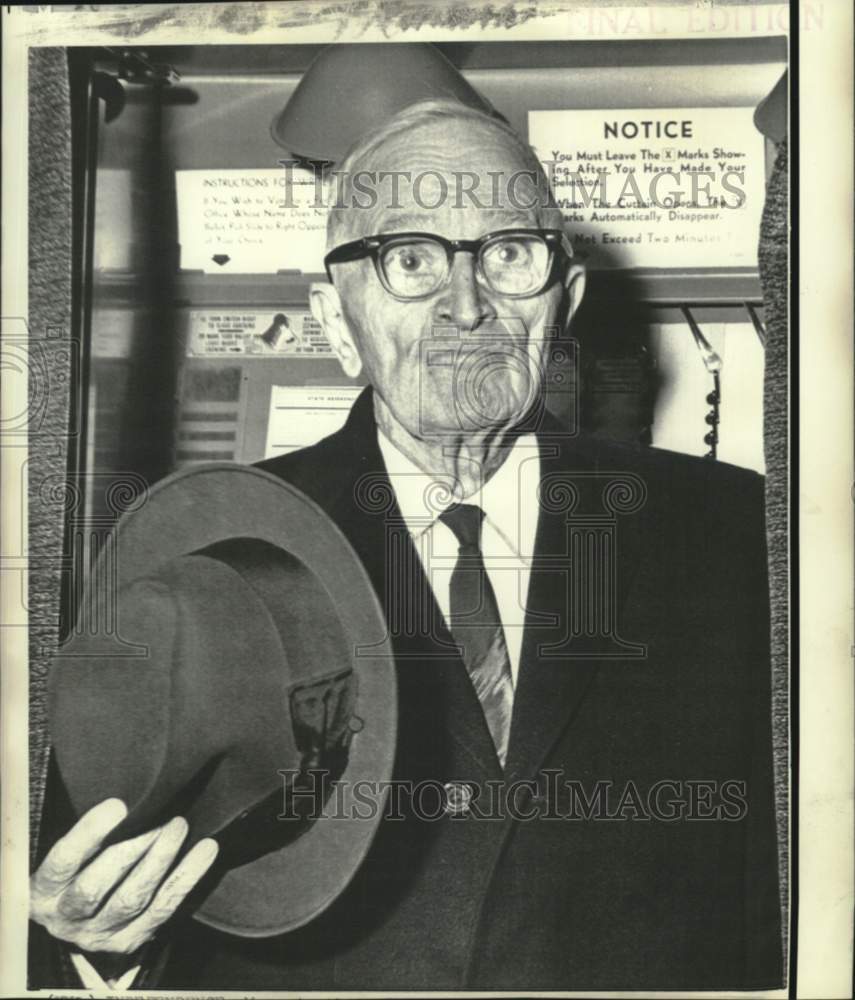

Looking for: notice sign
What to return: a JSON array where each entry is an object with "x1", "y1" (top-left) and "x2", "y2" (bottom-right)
[
  {"x1": 528, "y1": 108, "x2": 766, "y2": 269},
  {"x1": 176, "y1": 168, "x2": 327, "y2": 274}
]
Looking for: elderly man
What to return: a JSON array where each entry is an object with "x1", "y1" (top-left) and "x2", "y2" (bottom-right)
[{"x1": 30, "y1": 100, "x2": 782, "y2": 991}]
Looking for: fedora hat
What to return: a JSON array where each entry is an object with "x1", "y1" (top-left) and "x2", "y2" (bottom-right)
[
  {"x1": 271, "y1": 42, "x2": 496, "y2": 163},
  {"x1": 49, "y1": 463, "x2": 396, "y2": 938}
]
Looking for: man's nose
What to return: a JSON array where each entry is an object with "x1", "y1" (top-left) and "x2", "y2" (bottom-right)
[{"x1": 433, "y1": 252, "x2": 496, "y2": 332}]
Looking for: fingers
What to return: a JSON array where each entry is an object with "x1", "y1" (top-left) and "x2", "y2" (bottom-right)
[
  {"x1": 93, "y1": 817, "x2": 188, "y2": 930},
  {"x1": 31, "y1": 798, "x2": 219, "y2": 956},
  {"x1": 106, "y1": 838, "x2": 220, "y2": 955},
  {"x1": 56, "y1": 826, "x2": 163, "y2": 921},
  {"x1": 32, "y1": 799, "x2": 128, "y2": 899}
]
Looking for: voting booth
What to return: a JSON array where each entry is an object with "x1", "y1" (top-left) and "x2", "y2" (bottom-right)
[{"x1": 80, "y1": 39, "x2": 786, "y2": 530}]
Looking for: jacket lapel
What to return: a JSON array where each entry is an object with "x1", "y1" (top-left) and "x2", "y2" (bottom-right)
[
  {"x1": 504, "y1": 431, "x2": 646, "y2": 782},
  {"x1": 503, "y1": 472, "x2": 598, "y2": 782}
]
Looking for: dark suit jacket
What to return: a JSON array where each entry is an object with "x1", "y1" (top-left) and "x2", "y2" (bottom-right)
[{"x1": 31, "y1": 386, "x2": 783, "y2": 991}]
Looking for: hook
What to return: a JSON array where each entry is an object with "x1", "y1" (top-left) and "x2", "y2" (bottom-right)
[
  {"x1": 745, "y1": 302, "x2": 767, "y2": 347},
  {"x1": 680, "y1": 305, "x2": 723, "y2": 374}
]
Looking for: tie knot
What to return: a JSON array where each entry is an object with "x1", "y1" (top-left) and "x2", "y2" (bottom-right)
[{"x1": 439, "y1": 503, "x2": 485, "y2": 551}]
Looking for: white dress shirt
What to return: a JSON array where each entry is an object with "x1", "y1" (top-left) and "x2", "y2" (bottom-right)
[
  {"x1": 71, "y1": 951, "x2": 142, "y2": 991},
  {"x1": 376, "y1": 428, "x2": 542, "y2": 688}
]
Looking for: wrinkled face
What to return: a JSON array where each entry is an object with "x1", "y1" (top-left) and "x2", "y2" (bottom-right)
[{"x1": 328, "y1": 117, "x2": 572, "y2": 439}]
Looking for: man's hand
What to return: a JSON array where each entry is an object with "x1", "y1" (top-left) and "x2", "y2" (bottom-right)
[{"x1": 30, "y1": 798, "x2": 219, "y2": 956}]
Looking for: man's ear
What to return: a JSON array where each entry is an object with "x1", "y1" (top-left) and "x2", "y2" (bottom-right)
[
  {"x1": 562, "y1": 262, "x2": 587, "y2": 330},
  {"x1": 309, "y1": 281, "x2": 363, "y2": 378}
]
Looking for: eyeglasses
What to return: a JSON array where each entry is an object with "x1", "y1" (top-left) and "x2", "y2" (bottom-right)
[{"x1": 323, "y1": 229, "x2": 573, "y2": 301}]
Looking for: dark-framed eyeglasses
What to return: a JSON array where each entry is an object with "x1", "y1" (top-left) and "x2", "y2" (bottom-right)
[{"x1": 323, "y1": 228, "x2": 574, "y2": 301}]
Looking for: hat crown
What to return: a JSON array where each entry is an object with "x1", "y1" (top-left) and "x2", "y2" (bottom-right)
[{"x1": 271, "y1": 42, "x2": 493, "y2": 162}]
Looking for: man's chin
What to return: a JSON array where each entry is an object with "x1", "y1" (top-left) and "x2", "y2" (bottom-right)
[{"x1": 476, "y1": 385, "x2": 536, "y2": 427}]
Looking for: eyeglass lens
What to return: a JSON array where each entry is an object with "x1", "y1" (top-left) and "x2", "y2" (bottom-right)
[{"x1": 379, "y1": 234, "x2": 551, "y2": 298}]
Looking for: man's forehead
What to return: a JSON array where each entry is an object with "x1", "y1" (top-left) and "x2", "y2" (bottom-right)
[
  {"x1": 370, "y1": 206, "x2": 539, "y2": 237},
  {"x1": 328, "y1": 115, "x2": 550, "y2": 242}
]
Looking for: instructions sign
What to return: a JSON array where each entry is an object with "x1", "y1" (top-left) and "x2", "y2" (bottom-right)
[
  {"x1": 528, "y1": 107, "x2": 766, "y2": 268},
  {"x1": 176, "y1": 168, "x2": 327, "y2": 274}
]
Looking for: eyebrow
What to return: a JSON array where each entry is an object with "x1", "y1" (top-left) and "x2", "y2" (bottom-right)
[{"x1": 375, "y1": 212, "x2": 430, "y2": 232}]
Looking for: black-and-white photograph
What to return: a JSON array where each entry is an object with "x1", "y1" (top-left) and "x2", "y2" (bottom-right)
[{"x1": 1, "y1": 2, "x2": 851, "y2": 997}]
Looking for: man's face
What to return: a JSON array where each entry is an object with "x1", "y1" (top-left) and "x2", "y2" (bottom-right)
[{"x1": 329, "y1": 117, "x2": 572, "y2": 440}]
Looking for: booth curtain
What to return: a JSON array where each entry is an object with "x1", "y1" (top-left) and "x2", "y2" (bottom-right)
[
  {"x1": 28, "y1": 47, "x2": 74, "y2": 861},
  {"x1": 758, "y1": 137, "x2": 790, "y2": 949}
]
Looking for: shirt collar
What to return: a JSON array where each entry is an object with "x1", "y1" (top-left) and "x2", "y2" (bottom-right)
[{"x1": 376, "y1": 427, "x2": 540, "y2": 556}]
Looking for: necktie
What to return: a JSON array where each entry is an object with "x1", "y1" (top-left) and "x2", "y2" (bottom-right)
[{"x1": 438, "y1": 503, "x2": 514, "y2": 768}]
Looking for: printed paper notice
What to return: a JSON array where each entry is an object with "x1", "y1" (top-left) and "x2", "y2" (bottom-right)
[
  {"x1": 264, "y1": 385, "x2": 362, "y2": 459},
  {"x1": 176, "y1": 167, "x2": 327, "y2": 274},
  {"x1": 185, "y1": 309, "x2": 331, "y2": 359},
  {"x1": 528, "y1": 108, "x2": 766, "y2": 269}
]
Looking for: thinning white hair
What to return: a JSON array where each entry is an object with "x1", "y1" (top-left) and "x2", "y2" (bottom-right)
[{"x1": 324, "y1": 98, "x2": 563, "y2": 250}]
